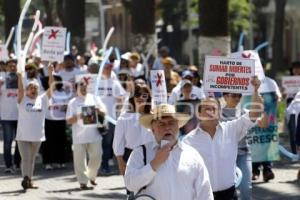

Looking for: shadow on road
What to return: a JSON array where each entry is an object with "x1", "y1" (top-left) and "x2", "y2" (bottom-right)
[
  {"x1": 253, "y1": 181, "x2": 300, "y2": 200},
  {"x1": 0, "y1": 188, "x2": 26, "y2": 196},
  {"x1": 83, "y1": 192, "x2": 126, "y2": 199},
  {"x1": 46, "y1": 187, "x2": 86, "y2": 193}
]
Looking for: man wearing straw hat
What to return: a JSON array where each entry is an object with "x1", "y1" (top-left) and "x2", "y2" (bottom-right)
[{"x1": 124, "y1": 104, "x2": 213, "y2": 200}]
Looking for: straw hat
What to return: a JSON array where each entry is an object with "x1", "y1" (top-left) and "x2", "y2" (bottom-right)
[{"x1": 139, "y1": 104, "x2": 191, "y2": 129}]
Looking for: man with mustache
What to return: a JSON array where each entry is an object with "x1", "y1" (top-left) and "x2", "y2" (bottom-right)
[{"x1": 124, "y1": 104, "x2": 213, "y2": 200}]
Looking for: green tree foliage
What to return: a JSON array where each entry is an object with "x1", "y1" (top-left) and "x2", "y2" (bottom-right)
[
  {"x1": 229, "y1": 0, "x2": 253, "y2": 39},
  {"x1": 188, "y1": 0, "x2": 253, "y2": 39}
]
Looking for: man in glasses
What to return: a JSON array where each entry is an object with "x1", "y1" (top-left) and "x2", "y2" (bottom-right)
[{"x1": 183, "y1": 77, "x2": 262, "y2": 200}]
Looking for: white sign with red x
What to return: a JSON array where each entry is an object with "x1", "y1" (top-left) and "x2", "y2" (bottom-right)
[
  {"x1": 151, "y1": 70, "x2": 168, "y2": 106},
  {"x1": 41, "y1": 26, "x2": 66, "y2": 62}
]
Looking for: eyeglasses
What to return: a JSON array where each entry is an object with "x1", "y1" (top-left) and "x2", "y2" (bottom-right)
[{"x1": 134, "y1": 92, "x2": 149, "y2": 99}]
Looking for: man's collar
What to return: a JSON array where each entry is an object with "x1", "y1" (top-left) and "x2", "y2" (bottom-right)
[{"x1": 197, "y1": 122, "x2": 224, "y2": 134}]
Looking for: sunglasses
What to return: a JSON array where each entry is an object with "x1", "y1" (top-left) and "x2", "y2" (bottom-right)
[{"x1": 134, "y1": 92, "x2": 149, "y2": 99}]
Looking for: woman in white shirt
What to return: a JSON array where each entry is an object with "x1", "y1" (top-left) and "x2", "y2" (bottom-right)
[
  {"x1": 113, "y1": 82, "x2": 154, "y2": 197},
  {"x1": 41, "y1": 75, "x2": 70, "y2": 169},
  {"x1": 113, "y1": 82, "x2": 153, "y2": 174},
  {"x1": 16, "y1": 65, "x2": 54, "y2": 190}
]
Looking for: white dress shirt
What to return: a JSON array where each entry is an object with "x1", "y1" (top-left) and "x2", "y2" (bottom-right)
[
  {"x1": 124, "y1": 140, "x2": 213, "y2": 200},
  {"x1": 183, "y1": 113, "x2": 256, "y2": 192},
  {"x1": 113, "y1": 112, "x2": 154, "y2": 156}
]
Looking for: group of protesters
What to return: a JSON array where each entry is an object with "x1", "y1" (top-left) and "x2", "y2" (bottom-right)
[{"x1": 0, "y1": 44, "x2": 299, "y2": 200}]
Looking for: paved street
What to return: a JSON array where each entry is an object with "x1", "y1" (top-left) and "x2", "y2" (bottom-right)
[{"x1": 0, "y1": 134, "x2": 299, "y2": 200}]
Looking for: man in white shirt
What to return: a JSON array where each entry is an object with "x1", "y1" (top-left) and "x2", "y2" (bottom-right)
[
  {"x1": 0, "y1": 59, "x2": 21, "y2": 173},
  {"x1": 66, "y1": 80, "x2": 106, "y2": 190},
  {"x1": 183, "y1": 77, "x2": 262, "y2": 200},
  {"x1": 57, "y1": 54, "x2": 84, "y2": 96},
  {"x1": 125, "y1": 104, "x2": 213, "y2": 200},
  {"x1": 96, "y1": 62, "x2": 127, "y2": 174}
]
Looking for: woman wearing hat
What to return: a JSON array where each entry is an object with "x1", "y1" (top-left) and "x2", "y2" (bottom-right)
[
  {"x1": 15, "y1": 65, "x2": 54, "y2": 190},
  {"x1": 162, "y1": 57, "x2": 180, "y2": 93},
  {"x1": 124, "y1": 104, "x2": 213, "y2": 200}
]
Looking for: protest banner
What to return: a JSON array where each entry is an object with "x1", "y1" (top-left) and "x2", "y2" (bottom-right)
[
  {"x1": 41, "y1": 26, "x2": 66, "y2": 62},
  {"x1": 242, "y1": 92, "x2": 280, "y2": 162},
  {"x1": 230, "y1": 50, "x2": 265, "y2": 81},
  {"x1": 150, "y1": 70, "x2": 168, "y2": 105},
  {"x1": 0, "y1": 45, "x2": 9, "y2": 61},
  {"x1": 203, "y1": 56, "x2": 255, "y2": 93},
  {"x1": 282, "y1": 76, "x2": 300, "y2": 95}
]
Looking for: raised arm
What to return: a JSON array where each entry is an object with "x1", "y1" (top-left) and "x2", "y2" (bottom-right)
[
  {"x1": 17, "y1": 72, "x2": 24, "y2": 103},
  {"x1": 46, "y1": 64, "x2": 54, "y2": 98},
  {"x1": 249, "y1": 76, "x2": 263, "y2": 122}
]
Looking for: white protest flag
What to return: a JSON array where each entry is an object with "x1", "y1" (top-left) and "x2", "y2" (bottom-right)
[
  {"x1": 282, "y1": 76, "x2": 300, "y2": 95},
  {"x1": 203, "y1": 56, "x2": 255, "y2": 94},
  {"x1": 150, "y1": 70, "x2": 168, "y2": 105},
  {"x1": 0, "y1": 45, "x2": 9, "y2": 61},
  {"x1": 41, "y1": 27, "x2": 66, "y2": 62},
  {"x1": 230, "y1": 50, "x2": 265, "y2": 81}
]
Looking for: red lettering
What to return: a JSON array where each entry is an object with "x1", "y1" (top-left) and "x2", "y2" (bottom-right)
[{"x1": 216, "y1": 77, "x2": 250, "y2": 86}]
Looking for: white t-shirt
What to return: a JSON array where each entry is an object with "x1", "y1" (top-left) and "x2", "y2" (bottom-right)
[
  {"x1": 168, "y1": 82, "x2": 206, "y2": 104},
  {"x1": 57, "y1": 67, "x2": 85, "y2": 95},
  {"x1": 96, "y1": 78, "x2": 126, "y2": 120},
  {"x1": 57, "y1": 67, "x2": 84, "y2": 83},
  {"x1": 0, "y1": 72, "x2": 18, "y2": 120},
  {"x1": 113, "y1": 112, "x2": 154, "y2": 156},
  {"x1": 46, "y1": 90, "x2": 70, "y2": 120},
  {"x1": 66, "y1": 93, "x2": 104, "y2": 144},
  {"x1": 129, "y1": 63, "x2": 145, "y2": 78},
  {"x1": 16, "y1": 94, "x2": 49, "y2": 142}
]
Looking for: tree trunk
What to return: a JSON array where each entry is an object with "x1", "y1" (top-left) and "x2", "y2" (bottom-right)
[
  {"x1": 198, "y1": 0, "x2": 230, "y2": 68},
  {"x1": 130, "y1": 0, "x2": 155, "y2": 55},
  {"x1": 3, "y1": 0, "x2": 20, "y2": 50},
  {"x1": 43, "y1": 0, "x2": 54, "y2": 26},
  {"x1": 64, "y1": 0, "x2": 85, "y2": 53},
  {"x1": 271, "y1": 0, "x2": 287, "y2": 78},
  {"x1": 56, "y1": 0, "x2": 65, "y2": 26}
]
